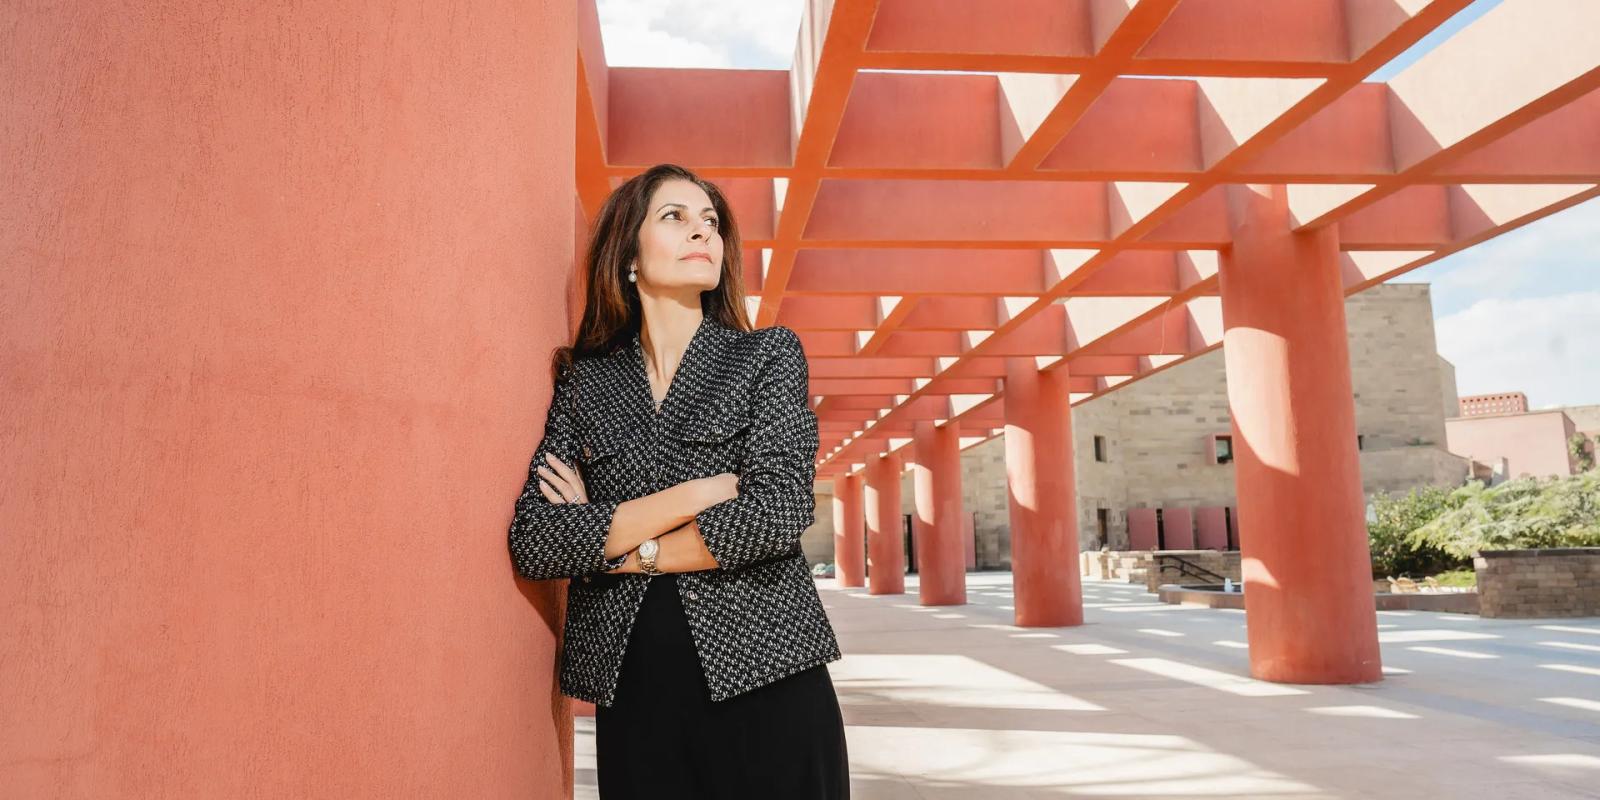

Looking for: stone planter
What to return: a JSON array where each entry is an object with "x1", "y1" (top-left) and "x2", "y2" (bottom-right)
[{"x1": 1474, "y1": 548, "x2": 1600, "y2": 618}]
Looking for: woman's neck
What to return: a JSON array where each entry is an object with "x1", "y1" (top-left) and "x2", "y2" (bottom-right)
[{"x1": 637, "y1": 298, "x2": 703, "y2": 383}]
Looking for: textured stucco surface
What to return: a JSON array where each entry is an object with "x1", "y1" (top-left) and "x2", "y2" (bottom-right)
[{"x1": 2, "y1": 3, "x2": 580, "y2": 796}]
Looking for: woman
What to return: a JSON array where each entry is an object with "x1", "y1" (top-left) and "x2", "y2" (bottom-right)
[{"x1": 508, "y1": 163, "x2": 850, "y2": 798}]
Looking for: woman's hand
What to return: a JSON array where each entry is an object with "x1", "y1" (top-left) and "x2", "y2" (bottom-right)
[
  {"x1": 536, "y1": 453, "x2": 589, "y2": 504},
  {"x1": 605, "y1": 525, "x2": 718, "y2": 575},
  {"x1": 608, "y1": 548, "x2": 643, "y2": 573}
]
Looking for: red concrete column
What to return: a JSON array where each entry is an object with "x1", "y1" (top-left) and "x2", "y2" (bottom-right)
[
  {"x1": 864, "y1": 452, "x2": 906, "y2": 595},
  {"x1": 1002, "y1": 360, "x2": 1084, "y2": 627},
  {"x1": 1220, "y1": 184, "x2": 1381, "y2": 684},
  {"x1": 0, "y1": 3, "x2": 579, "y2": 796},
  {"x1": 912, "y1": 420, "x2": 968, "y2": 606},
  {"x1": 832, "y1": 473, "x2": 866, "y2": 587}
]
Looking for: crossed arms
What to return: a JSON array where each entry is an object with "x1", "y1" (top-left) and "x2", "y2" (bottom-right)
[
  {"x1": 508, "y1": 328, "x2": 819, "y2": 580},
  {"x1": 532, "y1": 453, "x2": 733, "y2": 574}
]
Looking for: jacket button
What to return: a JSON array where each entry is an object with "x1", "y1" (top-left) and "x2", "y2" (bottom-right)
[
  {"x1": 581, "y1": 575, "x2": 592, "y2": 583},
  {"x1": 582, "y1": 444, "x2": 593, "y2": 459},
  {"x1": 685, "y1": 590, "x2": 698, "y2": 601},
  {"x1": 711, "y1": 427, "x2": 722, "y2": 436}
]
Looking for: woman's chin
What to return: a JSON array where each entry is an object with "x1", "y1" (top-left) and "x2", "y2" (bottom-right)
[
  {"x1": 649, "y1": 279, "x2": 720, "y2": 297},
  {"x1": 665, "y1": 268, "x2": 722, "y2": 291}
]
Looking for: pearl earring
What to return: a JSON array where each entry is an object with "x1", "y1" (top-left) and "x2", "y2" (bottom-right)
[{"x1": 628, "y1": 264, "x2": 637, "y2": 283}]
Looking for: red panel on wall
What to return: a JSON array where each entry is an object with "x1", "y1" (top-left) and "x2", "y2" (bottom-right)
[
  {"x1": 1128, "y1": 507, "x2": 1158, "y2": 551},
  {"x1": 1161, "y1": 506, "x2": 1195, "y2": 549},
  {"x1": 1196, "y1": 506, "x2": 1229, "y2": 550}
]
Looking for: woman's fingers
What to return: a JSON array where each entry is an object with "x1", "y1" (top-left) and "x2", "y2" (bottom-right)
[
  {"x1": 543, "y1": 453, "x2": 588, "y2": 502},
  {"x1": 536, "y1": 465, "x2": 568, "y2": 498},
  {"x1": 537, "y1": 466, "x2": 576, "y2": 502},
  {"x1": 537, "y1": 477, "x2": 566, "y2": 504}
]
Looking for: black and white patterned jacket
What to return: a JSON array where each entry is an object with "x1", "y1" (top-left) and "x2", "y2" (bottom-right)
[{"x1": 508, "y1": 314, "x2": 842, "y2": 707}]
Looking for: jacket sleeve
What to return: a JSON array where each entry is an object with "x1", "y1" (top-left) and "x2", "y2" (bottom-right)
[
  {"x1": 694, "y1": 326, "x2": 820, "y2": 572},
  {"x1": 508, "y1": 371, "x2": 629, "y2": 581}
]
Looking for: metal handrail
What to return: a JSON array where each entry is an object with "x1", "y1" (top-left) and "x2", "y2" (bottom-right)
[{"x1": 1153, "y1": 553, "x2": 1227, "y2": 585}]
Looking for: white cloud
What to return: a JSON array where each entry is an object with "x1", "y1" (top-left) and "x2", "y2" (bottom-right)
[
  {"x1": 1394, "y1": 196, "x2": 1599, "y2": 408},
  {"x1": 597, "y1": 23, "x2": 733, "y2": 68},
  {"x1": 1437, "y1": 198, "x2": 1600, "y2": 286},
  {"x1": 1435, "y1": 292, "x2": 1600, "y2": 409},
  {"x1": 1398, "y1": 196, "x2": 1600, "y2": 315},
  {"x1": 596, "y1": 0, "x2": 803, "y2": 69}
]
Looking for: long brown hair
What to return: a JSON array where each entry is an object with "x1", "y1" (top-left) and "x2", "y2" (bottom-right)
[{"x1": 550, "y1": 163, "x2": 749, "y2": 386}]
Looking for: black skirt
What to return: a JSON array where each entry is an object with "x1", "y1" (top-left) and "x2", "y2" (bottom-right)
[{"x1": 594, "y1": 573, "x2": 850, "y2": 799}]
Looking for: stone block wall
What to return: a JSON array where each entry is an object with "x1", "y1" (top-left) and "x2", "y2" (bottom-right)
[
  {"x1": 960, "y1": 437, "x2": 1013, "y2": 569},
  {"x1": 1475, "y1": 548, "x2": 1600, "y2": 618},
  {"x1": 1360, "y1": 446, "x2": 1472, "y2": 496},
  {"x1": 1082, "y1": 550, "x2": 1146, "y2": 581},
  {"x1": 1081, "y1": 549, "x2": 1242, "y2": 592},
  {"x1": 1140, "y1": 550, "x2": 1243, "y2": 592}
]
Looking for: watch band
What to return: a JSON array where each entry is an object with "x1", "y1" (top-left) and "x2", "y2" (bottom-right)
[{"x1": 638, "y1": 539, "x2": 662, "y2": 575}]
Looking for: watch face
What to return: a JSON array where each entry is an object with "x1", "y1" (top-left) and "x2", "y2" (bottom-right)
[{"x1": 640, "y1": 539, "x2": 658, "y2": 557}]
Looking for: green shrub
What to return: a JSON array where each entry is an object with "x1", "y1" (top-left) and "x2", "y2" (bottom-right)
[
  {"x1": 1430, "y1": 568, "x2": 1477, "y2": 587},
  {"x1": 1367, "y1": 486, "x2": 1466, "y2": 578},
  {"x1": 1406, "y1": 472, "x2": 1600, "y2": 558},
  {"x1": 1571, "y1": 432, "x2": 1596, "y2": 473}
]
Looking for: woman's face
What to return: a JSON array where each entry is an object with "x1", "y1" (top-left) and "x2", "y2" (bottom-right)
[{"x1": 634, "y1": 179, "x2": 724, "y2": 296}]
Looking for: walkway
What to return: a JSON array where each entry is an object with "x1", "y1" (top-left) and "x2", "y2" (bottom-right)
[{"x1": 577, "y1": 573, "x2": 1600, "y2": 798}]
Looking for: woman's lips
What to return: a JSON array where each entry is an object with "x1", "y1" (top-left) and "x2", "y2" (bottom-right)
[{"x1": 681, "y1": 253, "x2": 712, "y2": 262}]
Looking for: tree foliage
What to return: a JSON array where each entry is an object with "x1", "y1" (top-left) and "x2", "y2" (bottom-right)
[
  {"x1": 1367, "y1": 485, "x2": 1466, "y2": 577},
  {"x1": 1404, "y1": 471, "x2": 1600, "y2": 559},
  {"x1": 1571, "y1": 432, "x2": 1596, "y2": 473}
]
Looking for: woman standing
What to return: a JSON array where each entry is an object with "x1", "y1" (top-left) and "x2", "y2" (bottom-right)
[{"x1": 508, "y1": 164, "x2": 850, "y2": 798}]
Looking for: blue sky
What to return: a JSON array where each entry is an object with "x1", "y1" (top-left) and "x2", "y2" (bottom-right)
[
  {"x1": 599, "y1": 0, "x2": 1599, "y2": 410},
  {"x1": 1365, "y1": 0, "x2": 1502, "y2": 81},
  {"x1": 1373, "y1": 1, "x2": 1599, "y2": 410}
]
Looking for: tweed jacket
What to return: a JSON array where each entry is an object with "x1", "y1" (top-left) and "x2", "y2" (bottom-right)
[{"x1": 507, "y1": 314, "x2": 842, "y2": 707}]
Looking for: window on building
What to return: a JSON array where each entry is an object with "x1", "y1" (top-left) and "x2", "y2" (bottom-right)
[
  {"x1": 1093, "y1": 435, "x2": 1108, "y2": 462},
  {"x1": 1357, "y1": 434, "x2": 1364, "y2": 451},
  {"x1": 1213, "y1": 434, "x2": 1233, "y2": 465}
]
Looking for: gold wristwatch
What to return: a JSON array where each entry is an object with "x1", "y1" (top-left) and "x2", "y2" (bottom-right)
[{"x1": 637, "y1": 538, "x2": 662, "y2": 576}]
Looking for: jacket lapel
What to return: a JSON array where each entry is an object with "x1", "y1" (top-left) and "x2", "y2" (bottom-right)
[{"x1": 627, "y1": 314, "x2": 738, "y2": 428}]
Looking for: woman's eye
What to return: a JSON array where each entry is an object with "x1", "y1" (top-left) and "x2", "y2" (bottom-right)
[{"x1": 662, "y1": 210, "x2": 717, "y2": 229}]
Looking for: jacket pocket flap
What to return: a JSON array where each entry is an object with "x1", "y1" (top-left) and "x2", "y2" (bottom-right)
[
  {"x1": 577, "y1": 419, "x2": 635, "y2": 464},
  {"x1": 667, "y1": 405, "x2": 752, "y2": 444},
  {"x1": 576, "y1": 437, "x2": 620, "y2": 465}
]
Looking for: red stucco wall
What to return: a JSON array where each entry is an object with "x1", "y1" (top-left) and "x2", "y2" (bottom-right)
[
  {"x1": 2, "y1": 3, "x2": 580, "y2": 796},
  {"x1": 1446, "y1": 410, "x2": 1578, "y2": 479}
]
